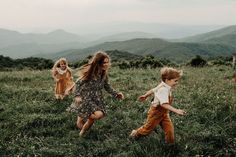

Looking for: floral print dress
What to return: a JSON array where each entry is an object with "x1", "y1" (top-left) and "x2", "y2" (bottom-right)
[{"x1": 67, "y1": 78, "x2": 118, "y2": 120}]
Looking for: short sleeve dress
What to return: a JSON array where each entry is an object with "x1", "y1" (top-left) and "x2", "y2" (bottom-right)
[
  {"x1": 54, "y1": 68, "x2": 75, "y2": 98},
  {"x1": 67, "y1": 78, "x2": 118, "y2": 120}
]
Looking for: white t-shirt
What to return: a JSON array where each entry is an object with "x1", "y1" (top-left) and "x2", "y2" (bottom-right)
[{"x1": 151, "y1": 81, "x2": 172, "y2": 107}]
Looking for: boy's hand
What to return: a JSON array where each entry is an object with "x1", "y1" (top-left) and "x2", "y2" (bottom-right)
[
  {"x1": 176, "y1": 109, "x2": 186, "y2": 116},
  {"x1": 116, "y1": 92, "x2": 124, "y2": 99},
  {"x1": 138, "y1": 95, "x2": 147, "y2": 102}
]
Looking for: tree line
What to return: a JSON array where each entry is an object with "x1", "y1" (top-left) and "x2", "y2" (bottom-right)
[
  {"x1": 0, "y1": 50, "x2": 233, "y2": 71},
  {"x1": 0, "y1": 55, "x2": 54, "y2": 70}
]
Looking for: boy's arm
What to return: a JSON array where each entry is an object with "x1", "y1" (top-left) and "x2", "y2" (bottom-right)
[
  {"x1": 161, "y1": 103, "x2": 186, "y2": 115},
  {"x1": 139, "y1": 89, "x2": 154, "y2": 102}
]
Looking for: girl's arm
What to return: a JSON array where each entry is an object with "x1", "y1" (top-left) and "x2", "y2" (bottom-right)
[
  {"x1": 52, "y1": 70, "x2": 58, "y2": 81},
  {"x1": 161, "y1": 103, "x2": 186, "y2": 115},
  {"x1": 139, "y1": 89, "x2": 154, "y2": 102}
]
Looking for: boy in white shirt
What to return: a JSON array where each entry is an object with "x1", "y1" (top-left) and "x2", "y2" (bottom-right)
[{"x1": 130, "y1": 67, "x2": 186, "y2": 144}]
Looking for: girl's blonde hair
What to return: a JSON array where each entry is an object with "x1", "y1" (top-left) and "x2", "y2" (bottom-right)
[
  {"x1": 160, "y1": 67, "x2": 182, "y2": 81},
  {"x1": 52, "y1": 58, "x2": 72, "y2": 74},
  {"x1": 78, "y1": 51, "x2": 110, "y2": 81}
]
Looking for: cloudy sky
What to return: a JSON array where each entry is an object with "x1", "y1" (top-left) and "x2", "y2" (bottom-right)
[{"x1": 0, "y1": 0, "x2": 236, "y2": 33}]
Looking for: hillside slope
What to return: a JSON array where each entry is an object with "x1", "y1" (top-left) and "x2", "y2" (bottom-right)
[{"x1": 42, "y1": 38, "x2": 235, "y2": 63}]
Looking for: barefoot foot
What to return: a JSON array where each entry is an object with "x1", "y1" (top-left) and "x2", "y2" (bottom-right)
[
  {"x1": 130, "y1": 130, "x2": 138, "y2": 138},
  {"x1": 79, "y1": 129, "x2": 86, "y2": 137}
]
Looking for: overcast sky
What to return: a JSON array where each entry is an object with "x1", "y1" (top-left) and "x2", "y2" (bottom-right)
[{"x1": 0, "y1": 0, "x2": 236, "y2": 33}]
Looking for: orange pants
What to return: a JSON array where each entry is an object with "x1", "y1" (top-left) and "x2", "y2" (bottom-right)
[{"x1": 136, "y1": 106, "x2": 174, "y2": 144}]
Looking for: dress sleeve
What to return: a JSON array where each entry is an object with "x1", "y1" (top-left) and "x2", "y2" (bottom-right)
[
  {"x1": 104, "y1": 80, "x2": 118, "y2": 98},
  {"x1": 75, "y1": 80, "x2": 83, "y2": 97}
]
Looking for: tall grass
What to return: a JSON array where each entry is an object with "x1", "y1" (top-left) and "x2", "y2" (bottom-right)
[{"x1": 0, "y1": 66, "x2": 235, "y2": 156}]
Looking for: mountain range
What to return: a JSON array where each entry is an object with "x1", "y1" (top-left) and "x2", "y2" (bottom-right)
[{"x1": 0, "y1": 25, "x2": 236, "y2": 63}]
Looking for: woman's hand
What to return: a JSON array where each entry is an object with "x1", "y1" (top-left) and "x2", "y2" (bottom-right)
[
  {"x1": 75, "y1": 96, "x2": 82, "y2": 103},
  {"x1": 116, "y1": 92, "x2": 124, "y2": 99}
]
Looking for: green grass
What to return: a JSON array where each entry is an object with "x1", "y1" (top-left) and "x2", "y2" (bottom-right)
[{"x1": 0, "y1": 66, "x2": 235, "y2": 157}]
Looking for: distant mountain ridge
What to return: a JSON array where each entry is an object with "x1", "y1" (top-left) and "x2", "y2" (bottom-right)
[
  {"x1": 0, "y1": 28, "x2": 160, "y2": 58},
  {"x1": 41, "y1": 38, "x2": 235, "y2": 63},
  {"x1": 1, "y1": 25, "x2": 236, "y2": 62},
  {"x1": 204, "y1": 34, "x2": 236, "y2": 48},
  {"x1": 0, "y1": 28, "x2": 86, "y2": 58},
  {"x1": 176, "y1": 25, "x2": 236, "y2": 43}
]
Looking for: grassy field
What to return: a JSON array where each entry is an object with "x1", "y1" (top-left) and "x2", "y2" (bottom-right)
[{"x1": 0, "y1": 66, "x2": 235, "y2": 157}]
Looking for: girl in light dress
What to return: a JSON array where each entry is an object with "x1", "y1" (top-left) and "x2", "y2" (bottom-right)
[{"x1": 52, "y1": 58, "x2": 75, "y2": 100}]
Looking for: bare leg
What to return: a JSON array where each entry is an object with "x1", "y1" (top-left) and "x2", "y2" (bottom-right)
[
  {"x1": 79, "y1": 111, "x2": 104, "y2": 136},
  {"x1": 76, "y1": 116, "x2": 85, "y2": 129},
  {"x1": 79, "y1": 118, "x2": 94, "y2": 136}
]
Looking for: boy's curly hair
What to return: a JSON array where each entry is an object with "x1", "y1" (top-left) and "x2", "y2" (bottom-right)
[{"x1": 160, "y1": 67, "x2": 182, "y2": 81}]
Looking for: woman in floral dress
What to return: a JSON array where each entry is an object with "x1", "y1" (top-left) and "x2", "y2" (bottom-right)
[{"x1": 67, "y1": 51, "x2": 124, "y2": 136}]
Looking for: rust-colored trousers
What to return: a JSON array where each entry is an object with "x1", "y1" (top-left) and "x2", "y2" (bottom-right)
[{"x1": 136, "y1": 105, "x2": 174, "y2": 144}]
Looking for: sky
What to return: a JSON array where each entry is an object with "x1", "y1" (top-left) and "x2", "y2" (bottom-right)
[{"x1": 0, "y1": 0, "x2": 236, "y2": 34}]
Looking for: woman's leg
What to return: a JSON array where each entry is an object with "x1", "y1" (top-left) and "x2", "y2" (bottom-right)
[
  {"x1": 79, "y1": 118, "x2": 94, "y2": 136},
  {"x1": 90, "y1": 110, "x2": 104, "y2": 120},
  {"x1": 76, "y1": 116, "x2": 85, "y2": 129},
  {"x1": 79, "y1": 111, "x2": 104, "y2": 136}
]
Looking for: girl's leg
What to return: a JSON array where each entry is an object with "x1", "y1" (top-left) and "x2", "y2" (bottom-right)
[
  {"x1": 59, "y1": 94, "x2": 64, "y2": 100},
  {"x1": 55, "y1": 94, "x2": 60, "y2": 100},
  {"x1": 79, "y1": 111, "x2": 104, "y2": 136}
]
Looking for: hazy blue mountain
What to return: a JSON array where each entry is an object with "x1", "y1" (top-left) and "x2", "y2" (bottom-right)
[
  {"x1": 95, "y1": 32, "x2": 157, "y2": 41},
  {"x1": 43, "y1": 38, "x2": 235, "y2": 63},
  {"x1": 175, "y1": 25, "x2": 236, "y2": 43},
  {"x1": 204, "y1": 34, "x2": 236, "y2": 48},
  {"x1": 1, "y1": 25, "x2": 234, "y2": 60},
  {"x1": 84, "y1": 31, "x2": 157, "y2": 47},
  {"x1": 0, "y1": 28, "x2": 87, "y2": 58},
  {"x1": 0, "y1": 28, "x2": 83, "y2": 46},
  {"x1": 74, "y1": 22, "x2": 224, "y2": 39}
]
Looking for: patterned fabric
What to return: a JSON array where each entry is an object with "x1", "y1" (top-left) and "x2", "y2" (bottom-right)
[{"x1": 67, "y1": 78, "x2": 118, "y2": 120}]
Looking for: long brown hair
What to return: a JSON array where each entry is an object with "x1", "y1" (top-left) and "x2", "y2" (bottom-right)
[{"x1": 78, "y1": 51, "x2": 110, "y2": 81}]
